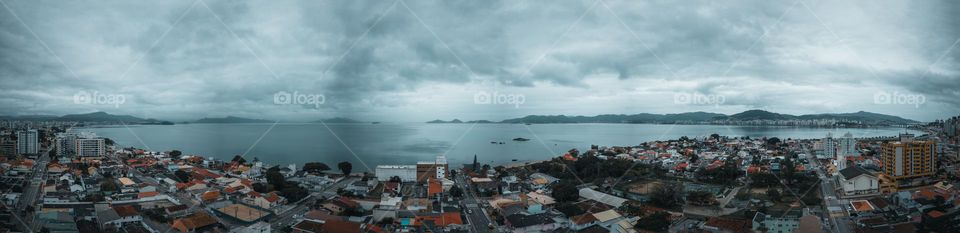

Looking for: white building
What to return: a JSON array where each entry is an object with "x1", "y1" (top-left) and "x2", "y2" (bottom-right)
[
  {"x1": 579, "y1": 188, "x2": 627, "y2": 208},
  {"x1": 76, "y1": 136, "x2": 106, "y2": 157},
  {"x1": 837, "y1": 167, "x2": 879, "y2": 196},
  {"x1": 838, "y1": 132, "x2": 857, "y2": 157},
  {"x1": 56, "y1": 132, "x2": 105, "y2": 157},
  {"x1": 752, "y1": 211, "x2": 803, "y2": 233},
  {"x1": 823, "y1": 132, "x2": 836, "y2": 158},
  {"x1": 16, "y1": 129, "x2": 38, "y2": 155},
  {"x1": 375, "y1": 165, "x2": 417, "y2": 182}
]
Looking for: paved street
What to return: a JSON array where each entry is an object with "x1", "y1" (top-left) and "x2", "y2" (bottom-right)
[
  {"x1": 21, "y1": 147, "x2": 52, "y2": 232},
  {"x1": 269, "y1": 177, "x2": 356, "y2": 229},
  {"x1": 455, "y1": 174, "x2": 491, "y2": 233},
  {"x1": 803, "y1": 145, "x2": 850, "y2": 233}
]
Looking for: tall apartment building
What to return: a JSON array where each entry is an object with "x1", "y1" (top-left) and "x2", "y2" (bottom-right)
[
  {"x1": 823, "y1": 133, "x2": 836, "y2": 158},
  {"x1": 76, "y1": 137, "x2": 106, "y2": 157},
  {"x1": 0, "y1": 139, "x2": 16, "y2": 156},
  {"x1": 946, "y1": 116, "x2": 958, "y2": 137},
  {"x1": 838, "y1": 132, "x2": 856, "y2": 156},
  {"x1": 56, "y1": 132, "x2": 105, "y2": 157},
  {"x1": 55, "y1": 132, "x2": 78, "y2": 156},
  {"x1": 17, "y1": 129, "x2": 39, "y2": 155},
  {"x1": 881, "y1": 133, "x2": 936, "y2": 189}
]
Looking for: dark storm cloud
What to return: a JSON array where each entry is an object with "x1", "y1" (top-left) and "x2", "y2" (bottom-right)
[{"x1": 0, "y1": 0, "x2": 957, "y2": 121}]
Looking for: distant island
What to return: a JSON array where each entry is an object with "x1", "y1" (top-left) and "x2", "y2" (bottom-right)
[
  {"x1": 427, "y1": 119, "x2": 493, "y2": 124},
  {"x1": 427, "y1": 110, "x2": 919, "y2": 126}
]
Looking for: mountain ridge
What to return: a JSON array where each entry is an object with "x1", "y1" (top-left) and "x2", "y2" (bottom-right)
[{"x1": 429, "y1": 110, "x2": 919, "y2": 125}]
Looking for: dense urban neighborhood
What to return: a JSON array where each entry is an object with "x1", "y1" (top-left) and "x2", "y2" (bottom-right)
[{"x1": 0, "y1": 115, "x2": 957, "y2": 233}]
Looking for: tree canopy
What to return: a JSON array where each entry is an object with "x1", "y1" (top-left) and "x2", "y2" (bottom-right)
[
  {"x1": 551, "y1": 181, "x2": 580, "y2": 203},
  {"x1": 338, "y1": 162, "x2": 353, "y2": 176},
  {"x1": 303, "y1": 162, "x2": 331, "y2": 172}
]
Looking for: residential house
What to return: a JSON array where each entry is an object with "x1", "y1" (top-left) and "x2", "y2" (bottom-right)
[
  {"x1": 569, "y1": 214, "x2": 599, "y2": 231},
  {"x1": 838, "y1": 166, "x2": 879, "y2": 196},
  {"x1": 702, "y1": 217, "x2": 751, "y2": 233},
  {"x1": 96, "y1": 205, "x2": 143, "y2": 230},
  {"x1": 171, "y1": 212, "x2": 219, "y2": 233},
  {"x1": 504, "y1": 213, "x2": 558, "y2": 233},
  {"x1": 321, "y1": 197, "x2": 359, "y2": 215}
]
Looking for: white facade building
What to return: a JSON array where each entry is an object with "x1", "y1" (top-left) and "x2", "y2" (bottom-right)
[
  {"x1": 56, "y1": 132, "x2": 105, "y2": 157},
  {"x1": 375, "y1": 165, "x2": 417, "y2": 182},
  {"x1": 838, "y1": 167, "x2": 879, "y2": 196},
  {"x1": 823, "y1": 133, "x2": 836, "y2": 158},
  {"x1": 76, "y1": 137, "x2": 106, "y2": 157},
  {"x1": 839, "y1": 132, "x2": 856, "y2": 157}
]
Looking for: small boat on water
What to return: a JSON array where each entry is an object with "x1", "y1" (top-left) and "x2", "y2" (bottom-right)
[{"x1": 512, "y1": 137, "x2": 530, "y2": 141}]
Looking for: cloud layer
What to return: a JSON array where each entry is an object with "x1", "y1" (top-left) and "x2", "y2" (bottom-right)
[{"x1": 0, "y1": 0, "x2": 957, "y2": 122}]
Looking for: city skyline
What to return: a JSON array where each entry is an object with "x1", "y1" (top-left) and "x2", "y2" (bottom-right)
[{"x1": 1, "y1": 0, "x2": 958, "y2": 122}]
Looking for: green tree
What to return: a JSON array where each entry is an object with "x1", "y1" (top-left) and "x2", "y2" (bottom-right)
[
  {"x1": 686, "y1": 191, "x2": 716, "y2": 206},
  {"x1": 303, "y1": 162, "x2": 331, "y2": 172},
  {"x1": 266, "y1": 166, "x2": 286, "y2": 190},
  {"x1": 174, "y1": 170, "x2": 191, "y2": 182},
  {"x1": 389, "y1": 176, "x2": 402, "y2": 183},
  {"x1": 767, "y1": 189, "x2": 781, "y2": 202},
  {"x1": 650, "y1": 183, "x2": 684, "y2": 208},
  {"x1": 635, "y1": 211, "x2": 670, "y2": 232},
  {"x1": 449, "y1": 185, "x2": 464, "y2": 198},
  {"x1": 169, "y1": 150, "x2": 182, "y2": 157},
  {"x1": 100, "y1": 179, "x2": 118, "y2": 192},
  {"x1": 781, "y1": 159, "x2": 796, "y2": 184},
  {"x1": 555, "y1": 202, "x2": 584, "y2": 217},
  {"x1": 551, "y1": 181, "x2": 580, "y2": 203},
  {"x1": 710, "y1": 134, "x2": 721, "y2": 140},
  {"x1": 231, "y1": 155, "x2": 247, "y2": 164},
  {"x1": 338, "y1": 162, "x2": 353, "y2": 176}
]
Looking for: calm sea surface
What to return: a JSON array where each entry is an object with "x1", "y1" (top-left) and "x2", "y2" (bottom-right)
[{"x1": 81, "y1": 123, "x2": 922, "y2": 171}]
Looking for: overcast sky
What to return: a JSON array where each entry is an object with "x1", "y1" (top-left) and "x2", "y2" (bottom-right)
[{"x1": 1, "y1": 0, "x2": 958, "y2": 122}]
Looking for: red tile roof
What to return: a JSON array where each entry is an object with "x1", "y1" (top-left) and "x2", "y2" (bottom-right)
[
  {"x1": 704, "y1": 217, "x2": 751, "y2": 233},
  {"x1": 172, "y1": 212, "x2": 217, "y2": 232},
  {"x1": 571, "y1": 213, "x2": 598, "y2": 225},
  {"x1": 114, "y1": 205, "x2": 139, "y2": 217},
  {"x1": 928, "y1": 210, "x2": 944, "y2": 218},
  {"x1": 138, "y1": 191, "x2": 160, "y2": 199},
  {"x1": 322, "y1": 219, "x2": 361, "y2": 233},
  {"x1": 201, "y1": 191, "x2": 221, "y2": 202},
  {"x1": 428, "y1": 179, "x2": 442, "y2": 197},
  {"x1": 264, "y1": 192, "x2": 282, "y2": 203},
  {"x1": 413, "y1": 212, "x2": 463, "y2": 227}
]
